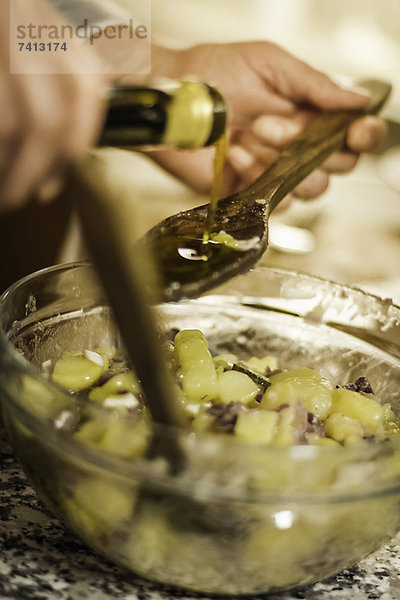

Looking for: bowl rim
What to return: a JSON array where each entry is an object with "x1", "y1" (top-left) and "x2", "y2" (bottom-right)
[
  {"x1": 1, "y1": 261, "x2": 400, "y2": 504},
  {"x1": 2, "y1": 259, "x2": 400, "y2": 309}
]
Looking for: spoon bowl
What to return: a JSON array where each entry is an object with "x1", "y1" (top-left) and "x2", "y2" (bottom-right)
[{"x1": 144, "y1": 78, "x2": 391, "y2": 301}]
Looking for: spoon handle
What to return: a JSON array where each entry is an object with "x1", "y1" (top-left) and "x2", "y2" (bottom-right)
[
  {"x1": 240, "y1": 78, "x2": 391, "y2": 211},
  {"x1": 67, "y1": 155, "x2": 185, "y2": 431}
]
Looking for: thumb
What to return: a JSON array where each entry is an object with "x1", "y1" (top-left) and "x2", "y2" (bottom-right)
[
  {"x1": 296, "y1": 70, "x2": 371, "y2": 110},
  {"x1": 264, "y1": 45, "x2": 371, "y2": 110}
]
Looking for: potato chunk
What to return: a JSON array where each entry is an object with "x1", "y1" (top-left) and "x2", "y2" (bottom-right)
[
  {"x1": 89, "y1": 372, "x2": 140, "y2": 405},
  {"x1": 99, "y1": 418, "x2": 149, "y2": 458},
  {"x1": 331, "y1": 388, "x2": 384, "y2": 436},
  {"x1": 52, "y1": 350, "x2": 108, "y2": 391},
  {"x1": 324, "y1": 412, "x2": 364, "y2": 444},
  {"x1": 217, "y1": 370, "x2": 260, "y2": 405},
  {"x1": 261, "y1": 368, "x2": 332, "y2": 419},
  {"x1": 174, "y1": 329, "x2": 218, "y2": 402},
  {"x1": 235, "y1": 410, "x2": 278, "y2": 444}
]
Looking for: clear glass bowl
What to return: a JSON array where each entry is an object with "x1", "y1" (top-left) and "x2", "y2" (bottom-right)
[{"x1": 1, "y1": 263, "x2": 400, "y2": 596}]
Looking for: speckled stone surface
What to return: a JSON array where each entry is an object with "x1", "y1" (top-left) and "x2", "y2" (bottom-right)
[{"x1": 1, "y1": 423, "x2": 400, "y2": 600}]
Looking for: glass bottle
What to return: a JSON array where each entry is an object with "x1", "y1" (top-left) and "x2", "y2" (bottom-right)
[{"x1": 100, "y1": 79, "x2": 227, "y2": 149}]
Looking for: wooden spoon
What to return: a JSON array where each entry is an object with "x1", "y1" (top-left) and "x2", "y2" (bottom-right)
[
  {"x1": 143, "y1": 79, "x2": 391, "y2": 302},
  {"x1": 65, "y1": 156, "x2": 186, "y2": 469}
]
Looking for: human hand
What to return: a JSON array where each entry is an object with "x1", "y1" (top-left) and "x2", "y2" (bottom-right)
[
  {"x1": 147, "y1": 42, "x2": 387, "y2": 201},
  {"x1": 0, "y1": 0, "x2": 106, "y2": 213}
]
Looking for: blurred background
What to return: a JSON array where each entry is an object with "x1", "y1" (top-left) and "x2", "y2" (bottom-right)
[{"x1": 65, "y1": 0, "x2": 400, "y2": 301}]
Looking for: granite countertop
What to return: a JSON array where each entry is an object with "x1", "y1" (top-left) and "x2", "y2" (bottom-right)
[{"x1": 1, "y1": 425, "x2": 400, "y2": 600}]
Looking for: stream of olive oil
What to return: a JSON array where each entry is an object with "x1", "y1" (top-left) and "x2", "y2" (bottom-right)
[
  {"x1": 149, "y1": 132, "x2": 244, "y2": 298},
  {"x1": 202, "y1": 132, "x2": 228, "y2": 245}
]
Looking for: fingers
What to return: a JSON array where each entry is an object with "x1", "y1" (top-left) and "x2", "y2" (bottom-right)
[
  {"x1": 0, "y1": 0, "x2": 106, "y2": 213},
  {"x1": 235, "y1": 109, "x2": 387, "y2": 200},
  {"x1": 320, "y1": 116, "x2": 387, "y2": 176},
  {"x1": 251, "y1": 115, "x2": 303, "y2": 148},
  {"x1": 226, "y1": 145, "x2": 266, "y2": 188},
  {"x1": 227, "y1": 124, "x2": 331, "y2": 199},
  {"x1": 2, "y1": 74, "x2": 67, "y2": 206},
  {"x1": 227, "y1": 141, "x2": 334, "y2": 200},
  {"x1": 293, "y1": 169, "x2": 329, "y2": 199},
  {"x1": 251, "y1": 108, "x2": 315, "y2": 148},
  {"x1": 322, "y1": 152, "x2": 358, "y2": 173},
  {"x1": 0, "y1": 71, "x2": 105, "y2": 211},
  {"x1": 248, "y1": 86, "x2": 296, "y2": 119},
  {"x1": 346, "y1": 115, "x2": 387, "y2": 153},
  {"x1": 228, "y1": 123, "x2": 342, "y2": 201},
  {"x1": 36, "y1": 174, "x2": 64, "y2": 204},
  {"x1": 227, "y1": 128, "x2": 280, "y2": 189},
  {"x1": 146, "y1": 147, "x2": 226, "y2": 195},
  {"x1": 229, "y1": 131, "x2": 279, "y2": 167},
  {"x1": 294, "y1": 69, "x2": 371, "y2": 110}
]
